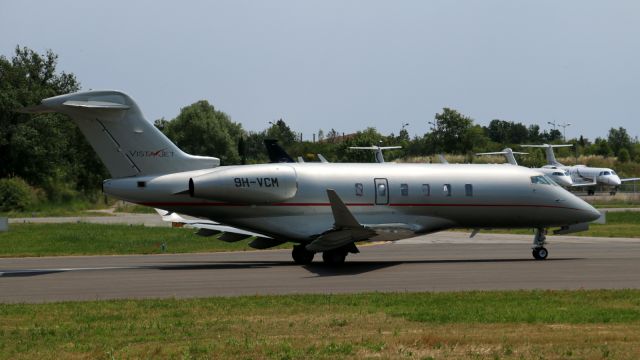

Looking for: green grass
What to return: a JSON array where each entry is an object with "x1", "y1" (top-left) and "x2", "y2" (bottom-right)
[
  {"x1": 1, "y1": 211, "x2": 638, "y2": 258},
  {"x1": 0, "y1": 198, "x2": 114, "y2": 218},
  {"x1": 0, "y1": 223, "x2": 275, "y2": 257},
  {"x1": 1, "y1": 290, "x2": 640, "y2": 359}
]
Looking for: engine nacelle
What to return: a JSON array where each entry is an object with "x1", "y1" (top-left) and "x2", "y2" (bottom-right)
[{"x1": 189, "y1": 165, "x2": 297, "y2": 203}]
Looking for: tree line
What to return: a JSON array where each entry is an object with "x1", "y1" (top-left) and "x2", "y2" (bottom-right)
[{"x1": 1, "y1": 47, "x2": 639, "y2": 210}]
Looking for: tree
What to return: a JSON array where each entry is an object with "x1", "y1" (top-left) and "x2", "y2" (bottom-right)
[
  {"x1": 0, "y1": 46, "x2": 107, "y2": 199},
  {"x1": 618, "y1": 148, "x2": 630, "y2": 163},
  {"x1": 266, "y1": 119, "x2": 297, "y2": 146},
  {"x1": 430, "y1": 108, "x2": 479, "y2": 154},
  {"x1": 162, "y1": 100, "x2": 243, "y2": 165},
  {"x1": 607, "y1": 127, "x2": 633, "y2": 157}
]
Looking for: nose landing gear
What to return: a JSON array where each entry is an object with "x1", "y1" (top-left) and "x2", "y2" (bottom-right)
[{"x1": 532, "y1": 228, "x2": 548, "y2": 260}]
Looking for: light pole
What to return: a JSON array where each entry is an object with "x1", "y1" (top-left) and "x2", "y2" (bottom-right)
[{"x1": 548, "y1": 120, "x2": 571, "y2": 141}]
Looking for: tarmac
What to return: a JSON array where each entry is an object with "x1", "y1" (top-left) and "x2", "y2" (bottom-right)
[{"x1": 1, "y1": 232, "x2": 639, "y2": 303}]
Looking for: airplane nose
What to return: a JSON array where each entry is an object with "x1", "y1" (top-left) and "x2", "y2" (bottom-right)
[
  {"x1": 578, "y1": 199, "x2": 601, "y2": 222},
  {"x1": 611, "y1": 176, "x2": 622, "y2": 186}
]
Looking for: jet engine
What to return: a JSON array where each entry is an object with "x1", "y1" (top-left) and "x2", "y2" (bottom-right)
[{"x1": 189, "y1": 165, "x2": 297, "y2": 203}]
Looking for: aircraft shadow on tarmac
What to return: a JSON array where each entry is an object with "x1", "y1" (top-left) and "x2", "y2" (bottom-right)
[
  {"x1": 0, "y1": 258, "x2": 582, "y2": 278},
  {"x1": 151, "y1": 257, "x2": 583, "y2": 277}
]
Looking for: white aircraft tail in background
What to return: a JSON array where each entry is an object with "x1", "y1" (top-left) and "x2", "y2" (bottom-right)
[
  {"x1": 520, "y1": 144, "x2": 573, "y2": 166},
  {"x1": 349, "y1": 145, "x2": 402, "y2": 163}
]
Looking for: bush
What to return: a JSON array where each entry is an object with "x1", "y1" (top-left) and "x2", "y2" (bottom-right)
[
  {"x1": 0, "y1": 177, "x2": 37, "y2": 211},
  {"x1": 618, "y1": 148, "x2": 630, "y2": 163}
]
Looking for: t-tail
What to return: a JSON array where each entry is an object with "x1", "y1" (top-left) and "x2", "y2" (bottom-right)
[
  {"x1": 520, "y1": 144, "x2": 572, "y2": 166},
  {"x1": 19, "y1": 90, "x2": 219, "y2": 178},
  {"x1": 476, "y1": 148, "x2": 528, "y2": 166}
]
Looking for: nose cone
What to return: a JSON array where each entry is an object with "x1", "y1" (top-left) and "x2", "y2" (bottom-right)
[
  {"x1": 611, "y1": 175, "x2": 622, "y2": 186},
  {"x1": 557, "y1": 176, "x2": 573, "y2": 187},
  {"x1": 571, "y1": 196, "x2": 601, "y2": 222}
]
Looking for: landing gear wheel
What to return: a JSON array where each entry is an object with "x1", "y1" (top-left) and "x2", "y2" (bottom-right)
[
  {"x1": 322, "y1": 249, "x2": 347, "y2": 265},
  {"x1": 532, "y1": 247, "x2": 548, "y2": 260},
  {"x1": 292, "y1": 245, "x2": 314, "y2": 265}
]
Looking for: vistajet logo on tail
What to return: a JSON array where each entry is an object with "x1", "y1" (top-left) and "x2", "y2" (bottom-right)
[{"x1": 129, "y1": 148, "x2": 175, "y2": 158}]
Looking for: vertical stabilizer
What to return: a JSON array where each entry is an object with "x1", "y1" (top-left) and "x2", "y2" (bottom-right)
[
  {"x1": 20, "y1": 90, "x2": 220, "y2": 178},
  {"x1": 520, "y1": 144, "x2": 572, "y2": 166}
]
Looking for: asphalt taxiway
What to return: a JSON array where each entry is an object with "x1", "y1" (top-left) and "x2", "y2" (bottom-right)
[{"x1": 1, "y1": 232, "x2": 640, "y2": 303}]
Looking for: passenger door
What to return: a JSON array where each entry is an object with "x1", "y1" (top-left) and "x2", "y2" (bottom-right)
[{"x1": 374, "y1": 178, "x2": 389, "y2": 205}]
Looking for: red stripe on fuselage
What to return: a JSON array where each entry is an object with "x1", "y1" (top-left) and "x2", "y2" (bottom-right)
[{"x1": 139, "y1": 201, "x2": 581, "y2": 211}]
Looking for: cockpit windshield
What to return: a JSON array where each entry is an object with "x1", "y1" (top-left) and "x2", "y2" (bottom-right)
[{"x1": 531, "y1": 175, "x2": 559, "y2": 186}]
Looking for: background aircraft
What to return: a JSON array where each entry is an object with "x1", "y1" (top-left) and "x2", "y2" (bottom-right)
[
  {"x1": 476, "y1": 148, "x2": 573, "y2": 187},
  {"x1": 521, "y1": 144, "x2": 640, "y2": 195},
  {"x1": 349, "y1": 145, "x2": 402, "y2": 163},
  {"x1": 22, "y1": 90, "x2": 601, "y2": 264}
]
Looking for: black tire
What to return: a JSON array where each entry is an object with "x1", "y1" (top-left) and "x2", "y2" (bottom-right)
[
  {"x1": 322, "y1": 249, "x2": 347, "y2": 265},
  {"x1": 532, "y1": 247, "x2": 548, "y2": 260},
  {"x1": 292, "y1": 245, "x2": 314, "y2": 265}
]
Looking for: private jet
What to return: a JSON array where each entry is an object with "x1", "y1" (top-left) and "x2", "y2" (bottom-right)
[
  {"x1": 521, "y1": 144, "x2": 640, "y2": 195},
  {"x1": 21, "y1": 90, "x2": 601, "y2": 264}
]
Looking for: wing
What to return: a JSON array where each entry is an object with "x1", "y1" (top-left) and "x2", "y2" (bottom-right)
[
  {"x1": 153, "y1": 209, "x2": 283, "y2": 249},
  {"x1": 305, "y1": 190, "x2": 417, "y2": 252},
  {"x1": 621, "y1": 178, "x2": 640, "y2": 182}
]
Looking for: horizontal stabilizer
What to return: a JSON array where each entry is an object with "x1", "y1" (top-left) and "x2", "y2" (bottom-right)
[
  {"x1": 349, "y1": 146, "x2": 402, "y2": 150},
  {"x1": 521, "y1": 144, "x2": 573, "y2": 148},
  {"x1": 63, "y1": 100, "x2": 131, "y2": 110}
]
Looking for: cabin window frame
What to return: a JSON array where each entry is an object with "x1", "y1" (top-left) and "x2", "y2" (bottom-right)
[{"x1": 400, "y1": 183, "x2": 409, "y2": 196}]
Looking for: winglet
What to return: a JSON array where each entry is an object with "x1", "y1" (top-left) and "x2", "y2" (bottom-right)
[{"x1": 326, "y1": 189, "x2": 361, "y2": 229}]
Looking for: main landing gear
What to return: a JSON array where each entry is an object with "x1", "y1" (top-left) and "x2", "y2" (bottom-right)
[
  {"x1": 292, "y1": 244, "x2": 359, "y2": 265},
  {"x1": 292, "y1": 245, "x2": 315, "y2": 265},
  {"x1": 532, "y1": 228, "x2": 548, "y2": 260}
]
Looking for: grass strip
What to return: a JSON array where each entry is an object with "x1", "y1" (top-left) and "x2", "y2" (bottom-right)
[
  {"x1": 0, "y1": 223, "x2": 270, "y2": 257},
  {"x1": 1, "y1": 290, "x2": 639, "y2": 359}
]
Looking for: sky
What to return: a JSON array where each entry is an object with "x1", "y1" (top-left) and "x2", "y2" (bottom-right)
[{"x1": 2, "y1": 0, "x2": 639, "y2": 142}]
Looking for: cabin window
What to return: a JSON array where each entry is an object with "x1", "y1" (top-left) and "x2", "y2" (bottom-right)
[
  {"x1": 443, "y1": 184, "x2": 451, "y2": 196},
  {"x1": 530, "y1": 175, "x2": 557, "y2": 185},
  {"x1": 422, "y1": 184, "x2": 430, "y2": 196},
  {"x1": 465, "y1": 184, "x2": 473, "y2": 197},
  {"x1": 355, "y1": 183, "x2": 363, "y2": 196},
  {"x1": 400, "y1": 183, "x2": 409, "y2": 196},
  {"x1": 137, "y1": 181, "x2": 146, "y2": 188},
  {"x1": 377, "y1": 183, "x2": 386, "y2": 197}
]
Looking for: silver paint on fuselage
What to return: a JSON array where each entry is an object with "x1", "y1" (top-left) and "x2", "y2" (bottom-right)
[{"x1": 104, "y1": 162, "x2": 600, "y2": 242}]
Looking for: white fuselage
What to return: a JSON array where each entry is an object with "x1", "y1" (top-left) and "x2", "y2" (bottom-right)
[
  {"x1": 565, "y1": 165, "x2": 622, "y2": 186},
  {"x1": 104, "y1": 163, "x2": 600, "y2": 242}
]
